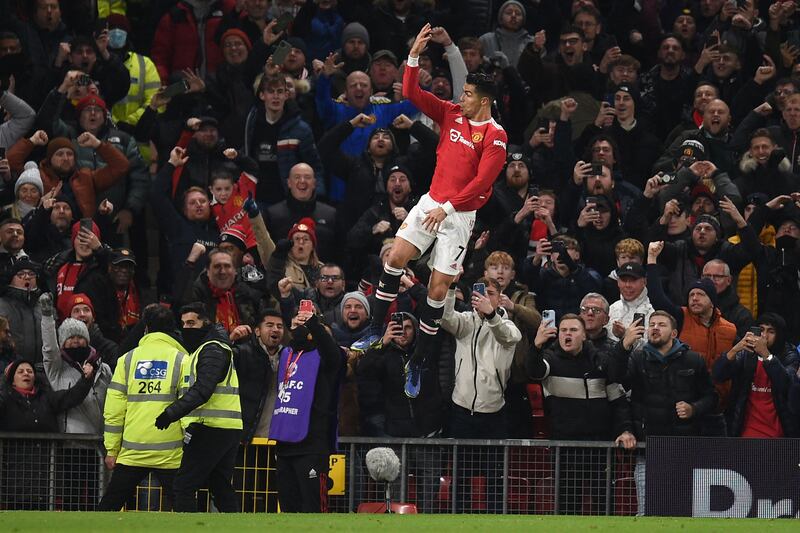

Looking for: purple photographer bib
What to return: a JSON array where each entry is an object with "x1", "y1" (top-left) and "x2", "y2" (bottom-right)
[{"x1": 268, "y1": 347, "x2": 320, "y2": 443}]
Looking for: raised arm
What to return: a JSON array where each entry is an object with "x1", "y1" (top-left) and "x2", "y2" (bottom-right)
[{"x1": 402, "y1": 24, "x2": 454, "y2": 125}]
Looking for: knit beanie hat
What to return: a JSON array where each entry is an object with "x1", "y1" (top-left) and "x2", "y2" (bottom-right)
[
  {"x1": 286, "y1": 36, "x2": 308, "y2": 55},
  {"x1": 66, "y1": 293, "x2": 95, "y2": 316},
  {"x1": 221, "y1": 28, "x2": 253, "y2": 51},
  {"x1": 220, "y1": 226, "x2": 248, "y2": 251},
  {"x1": 342, "y1": 22, "x2": 370, "y2": 48},
  {"x1": 688, "y1": 278, "x2": 718, "y2": 308},
  {"x1": 71, "y1": 220, "x2": 101, "y2": 242},
  {"x1": 76, "y1": 94, "x2": 107, "y2": 115},
  {"x1": 694, "y1": 214, "x2": 721, "y2": 238},
  {"x1": 57, "y1": 318, "x2": 90, "y2": 348},
  {"x1": 287, "y1": 217, "x2": 317, "y2": 247},
  {"x1": 15, "y1": 162, "x2": 44, "y2": 196},
  {"x1": 46, "y1": 137, "x2": 76, "y2": 161},
  {"x1": 340, "y1": 291, "x2": 371, "y2": 316}
]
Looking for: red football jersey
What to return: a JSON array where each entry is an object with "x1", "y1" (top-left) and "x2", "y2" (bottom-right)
[
  {"x1": 402, "y1": 60, "x2": 508, "y2": 213},
  {"x1": 211, "y1": 172, "x2": 258, "y2": 248}
]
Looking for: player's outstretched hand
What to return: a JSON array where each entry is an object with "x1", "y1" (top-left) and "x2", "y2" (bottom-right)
[{"x1": 410, "y1": 23, "x2": 432, "y2": 58}]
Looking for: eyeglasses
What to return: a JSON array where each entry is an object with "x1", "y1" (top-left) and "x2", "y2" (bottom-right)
[
  {"x1": 319, "y1": 275, "x2": 342, "y2": 282},
  {"x1": 14, "y1": 270, "x2": 36, "y2": 279},
  {"x1": 560, "y1": 37, "x2": 581, "y2": 46},
  {"x1": 703, "y1": 274, "x2": 729, "y2": 281},
  {"x1": 580, "y1": 306, "x2": 606, "y2": 315}
]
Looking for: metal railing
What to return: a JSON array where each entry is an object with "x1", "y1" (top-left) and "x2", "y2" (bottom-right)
[
  {"x1": 0, "y1": 432, "x2": 105, "y2": 511},
  {"x1": 0, "y1": 432, "x2": 642, "y2": 514},
  {"x1": 333, "y1": 437, "x2": 643, "y2": 515}
]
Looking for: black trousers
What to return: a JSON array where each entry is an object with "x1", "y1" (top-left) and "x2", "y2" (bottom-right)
[
  {"x1": 173, "y1": 424, "x2": 242, "y2": 512},
  {"x1": 275, "y1": 454, "x2": 330, "y2": 513},
  {"x1": 98, "y1": 464, "x2": 177, "y2": 511}
]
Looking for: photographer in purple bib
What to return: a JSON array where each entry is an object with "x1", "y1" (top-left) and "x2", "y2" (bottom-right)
[{"x1": 268, "y1": 304, "x2": 343, "y2": 513}]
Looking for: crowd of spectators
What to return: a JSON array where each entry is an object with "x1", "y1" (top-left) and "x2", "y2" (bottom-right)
[{"x1": 2, "y1": 0, "x2": 800, "y2": 513}]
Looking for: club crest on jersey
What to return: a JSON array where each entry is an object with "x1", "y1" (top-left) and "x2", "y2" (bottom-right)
[
  {"x1": 449, "y1": 128, "x2": 475, "y2": 149},
  {"x1": 471, "y1": 131, "x2": 484, "y2": 143}
]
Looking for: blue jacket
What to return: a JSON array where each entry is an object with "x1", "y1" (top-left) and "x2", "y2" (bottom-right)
[
  {"x1": 315, "y1": 74, "x2": 417, "y2": 201},
  {"x1": 243, "y1": 102, "x2": 325, "y2": 198}
]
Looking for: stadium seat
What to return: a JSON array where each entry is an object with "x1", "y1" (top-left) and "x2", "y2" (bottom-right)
[
  {"x1": 614, "y1": 477, "x2": 637, "y2": 516},
  {"x1": 506, "y1": 476, "x2": 531, "y2": 513},
  {"x1": 357, "y1": 502, "x2": 418, "y2": 514},
  {"x1": 533, "y1": 476, "x2": 555, "y2": 514},
  {"x1": 527, "y1": 383, "x2": 550, "y2": 438}
]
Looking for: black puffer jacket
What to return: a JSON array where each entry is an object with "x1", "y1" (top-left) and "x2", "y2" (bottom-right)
[
  {"x1": 617, "y1": 340, "x2": 718, "y2": 440},
  {"x1": 713, "y1": 349, "x2": 798, "y2": 437},
  {"x1": 233, "y1": 335, "x2": 275, "y2": 443},
  {"x1": 356, "y1": 315, "x2": 444, "y2": 437},
  {"x1": 0, "y1": 361, "x2": 93, "y2": 432},
  {"x1": 526, "y1": 341, "x2": 632, "y2": 440}
]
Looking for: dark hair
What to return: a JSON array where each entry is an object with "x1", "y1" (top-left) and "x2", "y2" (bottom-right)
[
  {"x1": 750, "y1": 128, "x2": 775, "y2": 144},
  {"x1": 650, "y1": 310, "x2": 677, "y2": 330},
  {"x1": 0, "y1": 31, "x2": 20, "y2": 41},
  {"x1": 584, "y1": 133, "x2": 620, "y2": 164},
  {"x1": 142, "y1": 303, "x2": 176, "y2": 334},
  {"x1": 560, "y1": 24, "x2": 585, "y2": 40},
  {"x1": 659, "y1": 33, "x2": 686, "y2": 52},
  {"x1": 209, "y1": 162, "x2": 238, "y2": 185},
  {"x1": 573, "y1": 5, "x2": 601, "y2": 22},
  {"x1": 179, "y1": 302, "x2": 211, "y2": 323},
  {"x1": 465, "y1": 72, "x2": 496, "y2": 101},
  {"x1": 257, "y1": 309, "x2": 284, "y2": 327}
]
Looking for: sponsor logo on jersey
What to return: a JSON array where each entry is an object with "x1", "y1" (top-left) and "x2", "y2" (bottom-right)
[
  {"x1": 471, "y1": 131, "x2": 484, "y2": 143},
  {"x1": 493, "y1": 139, "x2": 507, "y2": 149},
  {"x1": 136, "y1": 360, "x2": 169, "y2": 379},
  {"x1": 449, "y1": 128, "x2": 475, "y2": 149}
]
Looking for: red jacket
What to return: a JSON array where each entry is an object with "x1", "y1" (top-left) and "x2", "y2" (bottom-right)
[{"x1": 151, "y1": 0, "x2": 236, "y2": 82}]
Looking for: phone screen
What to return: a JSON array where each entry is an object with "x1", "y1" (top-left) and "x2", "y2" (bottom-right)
[
  {"x1": 299, "y1": 299, "x2": 314, "y2": 313},
  {"x1": 162, "y1": 80, "x2": 189, "y2": 99}
]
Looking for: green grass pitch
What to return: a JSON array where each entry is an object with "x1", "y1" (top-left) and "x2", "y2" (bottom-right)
[{"x1": 1, "y1": 513, "x2": 797, "y2": 532}]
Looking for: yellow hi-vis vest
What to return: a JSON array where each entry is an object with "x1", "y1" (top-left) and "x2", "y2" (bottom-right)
[
  {"x1": 98, "y1": 0, "x2": 127, "y2": 18},
  {"x1": 104, "y1": 332, "x2": 187, "y2": 469},
  {"x1": 178, "y1": 340, "x2": 243, "y2": 430},
  {"x1": 111, "y1": 51, "x2": 161, "y2": 163}
]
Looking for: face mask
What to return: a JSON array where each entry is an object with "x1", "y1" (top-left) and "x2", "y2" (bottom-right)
[
  {"x1": 108, "y1": 29, "x2": 127, "y2": 49},
  {"x1": 181, "y1": 327, "x2": 206, "y2": 352},
  {"x1": 64, "y1": 345, "x2": 91, "y2": 364}
]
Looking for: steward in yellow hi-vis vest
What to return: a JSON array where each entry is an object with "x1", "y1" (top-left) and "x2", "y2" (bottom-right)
[
  {"x1": 156, "y1": 303, "x2": 242, "y2": 513},
  {"x1": 99, "y1": 305, "x2": 187, "y2": 511}
]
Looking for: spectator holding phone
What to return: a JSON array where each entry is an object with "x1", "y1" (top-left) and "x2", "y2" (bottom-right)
[
  {"x1": 605, "y1": 262, "x2": 654, "y2": 343},
  {"x1": 524, "y1": 235, "x2": 602, "y2": 319},
  {"x1": 713, "y1": 315, "x2": 798, "y2": 438}
]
